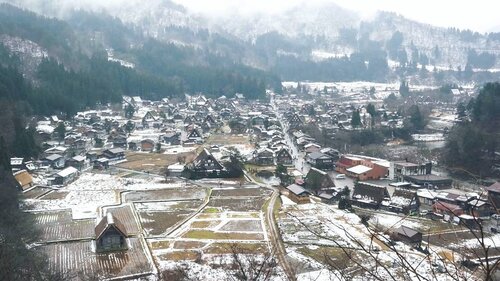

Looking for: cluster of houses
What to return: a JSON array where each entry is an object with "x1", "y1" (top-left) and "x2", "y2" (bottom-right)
[{"x1": 13, "y1": 93, "x2": 265, "y2": 189}]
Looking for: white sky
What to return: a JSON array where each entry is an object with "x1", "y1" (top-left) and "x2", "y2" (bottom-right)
[{"x1": 173, "y1": 0, "x2": 500, "y2": 32}]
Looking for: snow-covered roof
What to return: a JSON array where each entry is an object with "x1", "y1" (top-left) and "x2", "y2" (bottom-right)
[
  {"x1": 56, "y1": 167, "x2": 78, "y2": 178},
  {"x1": 347, "y1": 165, "x2": 372, "y2": 175}
]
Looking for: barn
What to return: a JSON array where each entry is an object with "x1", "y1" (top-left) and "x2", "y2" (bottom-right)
[{"x1": 95, "y1": 213, "x2": 129, "y2": 252}]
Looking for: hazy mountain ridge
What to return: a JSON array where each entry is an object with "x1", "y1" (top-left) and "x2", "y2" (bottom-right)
[{"x1": 2, "y1": 0, "x2": 499, "y2": 84}]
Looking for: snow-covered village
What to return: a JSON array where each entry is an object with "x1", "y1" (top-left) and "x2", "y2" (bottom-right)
[
  {"x1": 1, "y1": 1, "x2": 500, "y2": 281},
  {"x1": 4, "y1": 80, "x2": 498, "y2": 280}
]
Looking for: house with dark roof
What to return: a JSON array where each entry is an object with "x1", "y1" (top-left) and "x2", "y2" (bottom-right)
[
  {"x1": 382, "y1": 189, "x2": 420, "y2": 214},
  {"x1": 14, "y1": 170, "x2": 34, "y2": 191},
  {"x1": 287, "y1": 113, "x2": 304, "y2": 129},
  {"x1": 392, "y1": 226, "x2": 422, "y2": 247},
  {"x1": 486, "y1": 182, "x2": 500, "y2": 214},
  {"x1": 43, "y1": 154, "x2": 65, "y2": 169},
  {"x1": 306, "y1": 152, "x2": 334, "y2": 170},
  {"x1": 304, "y1": 167, "x2": 335, "y2": 194},
  {"x1": 284, "y1": 184, "x2": 311, "y2": 204},
  {"x1": 432, "y1": 201, "x2": 464, "y2": 221},
  {"x1": 65, "y1": 155, "x2": 86, "y2": 171},
  {"x1": 276, "y1": 148, "x2": 293, "y2": 165},
  {"x1": 95, "y1": 213, "x2": 128, "y2": 252},
  {"x1": 140, "y1": 139, "x2": 155, "y2": 152},
  {"x1": 103, "y1": 148, "x2": 125, "y2": 160},
  {"x1": 352, "y1": 182, "x2": 390, "y2": 209},
  {"x1": 253, "y1": 148, "x2": 274, "y2": 166},
  {"x1": 187, "y1": 128, "x2": 203, "y2": 144},
  {"x1": 189, "y1": 149, "x2": 225, "y2": 178}
]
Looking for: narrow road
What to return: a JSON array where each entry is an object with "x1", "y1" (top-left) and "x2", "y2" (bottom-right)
[
  {"x1": 244, "y1": 171, "x2": 295, "y2": 281},
  {"x1": 266, "y1": 190, "x2": 296, "y2": 281}
]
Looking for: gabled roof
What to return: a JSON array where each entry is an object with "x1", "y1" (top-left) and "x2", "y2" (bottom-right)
[
  {"x1": 56, "y1": 167, "x2": 78, "y2": 178},
  {"x1": 305, "y1": 167, "x2": 335, "y2": 191},
  {"x1": 45, "y1": 154, "x2": 63, "y2": 161},
  {"x1": 486, "y1": 182, "x2": 500, "y2": 193},
  {"x1": 347, "y1": 165, "x2": 372, "y2": 175},
  {"x1": 353, "y1": 182, "x2": 389, "y2": 203},
  {"x1": 307, "y1": 152, "x2": 331, "y2": 160},
  {"x1": 13, "y1": 170, "x2": 33, "y2": 190},
  {"x1": 286, "y1": 184, "x2": 310, "y2": 196},
  {"x1": 95, "y1": 213, "x2": 128, "y2": 240},
  {"x1": 396, "y1": 226, "x2": 421, "y2": 239}
]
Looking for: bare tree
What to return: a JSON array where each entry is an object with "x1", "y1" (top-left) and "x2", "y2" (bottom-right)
[{"x1": 283, "y1": 199, "x2": 499, "y2": 281}]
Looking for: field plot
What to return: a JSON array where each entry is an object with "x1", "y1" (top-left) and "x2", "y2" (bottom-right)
[
  {"x1": 124, "y1": 187, "x2": 207, "y2": 202},
  {"x1": 219, "y1": 220, "x2": 263, "y2": 232},
  {"x1": 211, "y1": 187, "x2": 271, "y2": 198},
  {"x1": 117, "y1": 151, "x2": 196, "y2": 174},
  {"x1": 139, "y1": 211, "x2": 191, "y2": 236},
  {"x1": 22, "y1": 186, "x2": 52, "y2": 199},
  {"x1": 279, "y1": 203, "x2": 464, "y2": 279},
  {"x1": 425, "y1": 230, "x2": 500, "y2": 258},
  {"x1": 208, "y1": 197, "x2": 267, "y2": 212},
  {"x1": 38, "y1": 238, "x2": 153, "y2": 279},
  {"x1": 32, "y1": 210, "x2": 94, "y2": 242},
  {"x1": 40, "y1": 191, "x2": 70, "y2": 200},
  {"x1": 205, "y1": 134, "x2": 250, "y2": 145}
]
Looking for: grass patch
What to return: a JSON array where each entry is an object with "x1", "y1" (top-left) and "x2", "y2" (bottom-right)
[
  {"x1": 203, "y1": 207, "x2": 220, "y2": 213},
  {"x1": 204, "y1": 242, "x2": 268, "y2": 254},
  {"x1": 227, "y1": 212, "x2": 260, "y2": 219},
  {"x1": 298, "y1": 246, "x2": 354, "y2": 269},
  {"x1": 172, "y1": 241, "x2": 207, "y2": 250},
  {"x1": 159, "y1": 251, "x2": 200, "y2": 261},
  {"x1": 196, "y1": 213, "x2": 221, "y2": 219},
  {"x1": 183, "y1": 230, "x2": 264, "y2": 240},
  {"x1": 150, "y1": 240, "x2": 171, "y2": 250},
  {"x1": 190, "y1": 220, "x2": 221, "y2": 229}
]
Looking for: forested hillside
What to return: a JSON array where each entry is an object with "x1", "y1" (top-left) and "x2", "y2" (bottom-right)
[
  {"x1": 0, "y1": 4, "x2": 280, "y2": 118},
  {"x1": 443, "y1": 82, "x2": 500, "y2": 176}
]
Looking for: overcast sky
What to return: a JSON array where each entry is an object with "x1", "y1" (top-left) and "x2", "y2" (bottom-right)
[{"x1": 173, "y1": 0, "x2": 500, "y2": 32}]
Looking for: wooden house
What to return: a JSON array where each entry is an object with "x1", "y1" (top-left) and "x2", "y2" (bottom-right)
[
  {"x1": 103, "y1": 148, "x2": 125, "y2": 160},
  {"x1": 95, "y1": 213, "x2": 128, "y2": 252},
  {"x1": 351, "y1": 182, "x2": 390, "y2": 209},
  {"x1": 284, "y1": 184, "x2": 311, "y2": 204},
  {"x1": 304, "y1": 167, "x2": 335, "y2": 194},
  {"x1": 140, "y1": 139, "x2": 155, "y2": 152},
  {"x1": 306, "y1": 152, "x2": 334, "y2": 170},
  {"x1": 51, "y1": 167, "x2": 79, "y2": 186},
  {"x1": 14, "y1": 170, "x2": 34, "y2": 191},
  {"x1": 187, "y1": 129, "x2": 203, "y2": 143},
  {"x1": 392, "y1": 226, "x2": 422, "y2": 247},
  {"x1": 43, "y1": 154, "x2": 65, "y2": 169},
  {"x1": 253, "y1": 148, "x2": 274, "y2": 166},
  {"x1": 382, "y1": 189, "x2": 420, "y2": 214},
  {"x1": 65, "y1": 155, "x2": 86, "y2": 171},
  {"x1": 486, "y1": 182, "x2": 500, "y2": 214},
  {"x1": 192, "y1": 149, "x2": 225, "y2": 174},
  {"x1": 276, "y1": 148, "x2": 293, "y2": 165},
  {"x1": 162, "y1": 132, "x2": 181, "y2": 145}
]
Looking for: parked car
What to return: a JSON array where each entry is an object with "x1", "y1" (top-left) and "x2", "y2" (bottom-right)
[{"x1": 335, "y1": 174, "x2": 346, "y2": 179}]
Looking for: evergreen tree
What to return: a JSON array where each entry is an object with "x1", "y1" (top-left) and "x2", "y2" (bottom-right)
[
  {"x1": 351, "y1": 110, "x2": 362, "y2": 128},
  {"x1": 54, "y1": 122, "x2": 66, "y2": 142}
]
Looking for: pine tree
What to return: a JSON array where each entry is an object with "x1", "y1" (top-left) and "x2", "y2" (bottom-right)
[{"x1": 351, "y1": 110, "x2": 362, "y2": 128}]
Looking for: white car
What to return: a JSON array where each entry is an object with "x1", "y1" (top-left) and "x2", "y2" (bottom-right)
[{"x1": 335, "y1": 174, "x2": 346, "y2": 179}]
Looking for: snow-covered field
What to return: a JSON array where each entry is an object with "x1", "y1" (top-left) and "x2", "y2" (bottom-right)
[
  {"x1": 279, "y1": 202, "x2": 474, "y2": 280},
  {"x1": 22, "y1": 173, "x2": 187, "y2": 219}
]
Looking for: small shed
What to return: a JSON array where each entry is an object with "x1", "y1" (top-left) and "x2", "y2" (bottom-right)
[
  {"x1": 95, "y1": 213, "x2": 128, "y2": 252},
  {"x1": 392, "y1": 226, "x2": 423, "y2": 247},
  {"x1": 285, "y1": 184, "x2": 311, "y2": 204},
  {"x1": 14, "y1": 170, "x2": 34, "y2": 191},
  {"x1": 52, "y1": 166, "x2": 79, "y2": 186}
]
